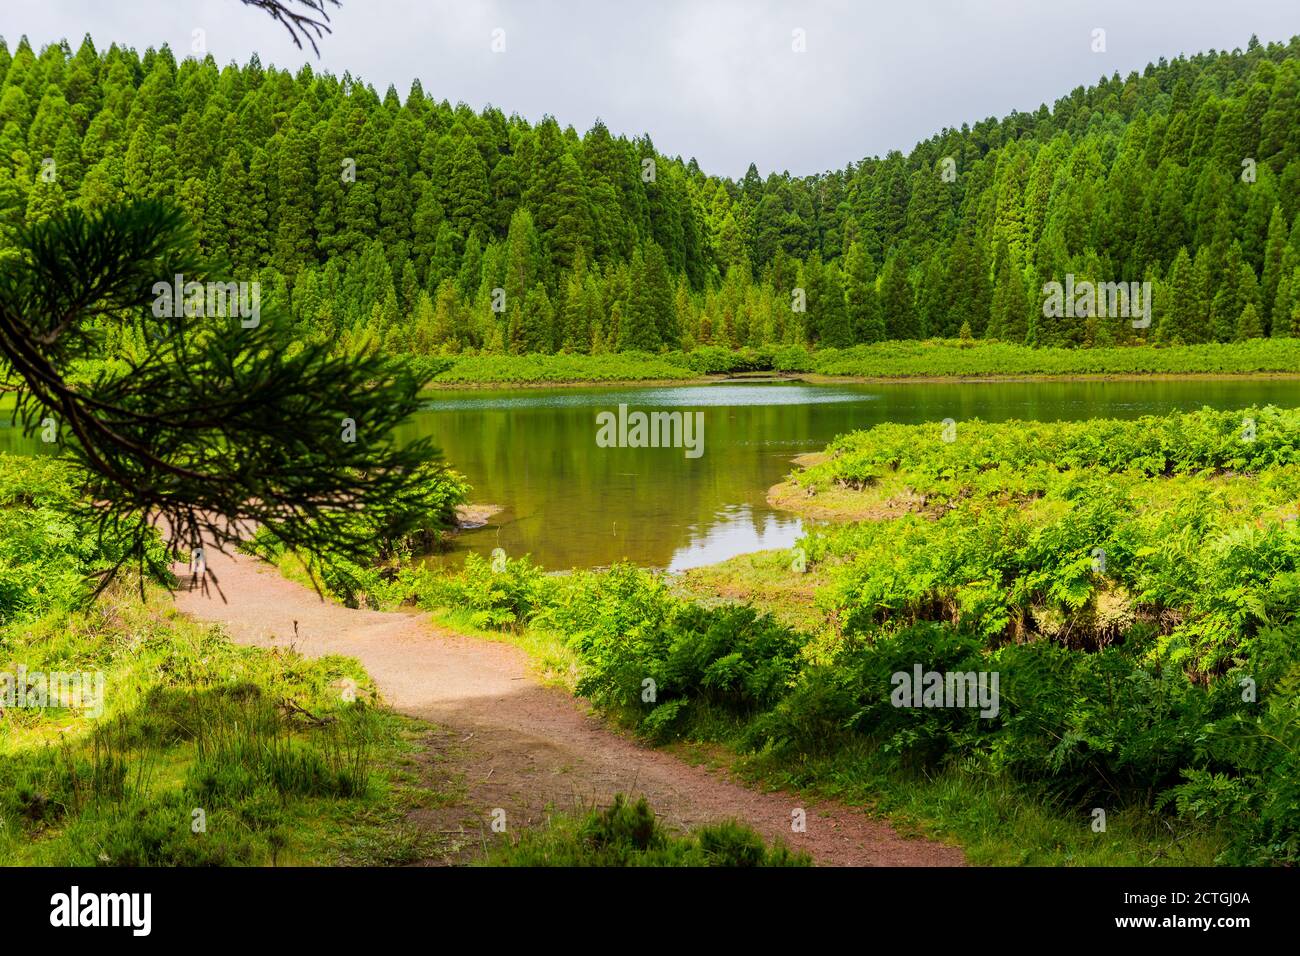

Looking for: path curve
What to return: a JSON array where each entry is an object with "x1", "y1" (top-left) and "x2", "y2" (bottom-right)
[{"x1": 172, "y1": 547, "x2": 965, "y2": 867}]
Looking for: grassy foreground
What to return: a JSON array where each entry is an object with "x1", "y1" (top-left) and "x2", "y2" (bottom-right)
[
  {"x1": 0, "y1": 586, "x2": 454, "y2": 866},
  {"x1": 483, "y1": 794, "x2": 809, "y2": 867},
  {"x1": 0, "y1": 453, "x2": 819, "y2": 868},
  {"x1": 0, "y1": 454, "x2": 455, "y2": 865}
]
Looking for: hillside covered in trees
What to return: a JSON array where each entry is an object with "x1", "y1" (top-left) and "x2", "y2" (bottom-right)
[{"x1": 3, "y1": 32, "x2": 1300, "y2": 356}]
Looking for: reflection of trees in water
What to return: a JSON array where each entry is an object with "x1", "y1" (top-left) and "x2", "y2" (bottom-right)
[
  {"x1": 403, "y1": 400, "x2": 843, "y2": 569},
  {"x1": 295, "y1": 378, "x2": 1300, "y2": 571},
  {"x1": 413, "y1": 396, "x2": 895, "y2": 568}
]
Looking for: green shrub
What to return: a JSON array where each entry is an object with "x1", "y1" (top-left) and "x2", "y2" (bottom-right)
[
  {"x1": 188, "y1": 694, "x2": 374, "y2": 802},
  {"x1": 770, "y1": 344, "x2": 815, "y2": 372},
  {"x1": 404, "y1": 354, "x2": 457, "y2": 382},
  {"x1": 800, "y1": 406, "x2": 1300, "y2": 494},
  {"x1": 535, "y1": 565, "x2": 802, "y2": 738},
  {"x1": 486, "y1": 794, "x2": 810, "y2": 867},
  {"x1": 807, "y1": 338, "x2": 1300, "y2": 377},
  {"x1": 0, "y1": 455, "x2": 170, "y2": 623},
  {"x1": 798, "y1": 410, "x2": 1300, "y2": 671},
  {"x1": 412, "y1": 552, "x2": 550, "y2": 630},
  {"x1": 661, "y1": 346, "x2": 777, "y2": 374},
  {"x1": 426, "y1": 351, "x2": 697, "y2": 384}
]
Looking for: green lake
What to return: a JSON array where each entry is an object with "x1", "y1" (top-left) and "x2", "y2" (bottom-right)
[
  {"x1": 5, "y1": 377, "x2": 1293, "y2": 571},
  {"x1": 399, "y1": 377, "x2": 1300, "y2": 571}
]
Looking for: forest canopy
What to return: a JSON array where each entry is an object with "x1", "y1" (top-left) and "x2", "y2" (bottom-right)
[{"x1": 3, "y1": 32, "x2": 1300, "y2": 356}]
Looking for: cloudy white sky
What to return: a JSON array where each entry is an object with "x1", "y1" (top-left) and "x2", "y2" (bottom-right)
[{"x1": 5, "y1": 1, "x2": 1300, "y2": 178}]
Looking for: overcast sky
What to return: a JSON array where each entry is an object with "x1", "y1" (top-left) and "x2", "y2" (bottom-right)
[{"x1": 5, "y1": 1, "x2": 1300, "y2": 178}]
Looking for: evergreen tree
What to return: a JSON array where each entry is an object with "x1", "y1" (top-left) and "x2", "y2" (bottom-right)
[
  {"x1": 513, "y1": 285, "x2": 556, "y2": 354},
  {"x1": 539, "y1": 151, "x2": 593, "y2": 275},
  {"x1": 915, "y1": 253, "x2": 948, "y2": 340},
  {"x1": 272, "y1": 113, "x2": 316, "y2": 275},
  {"x1": 797, "y1": 251, "x2": 824, "y2": 346},
  {"x1": 880, "y1": 254, "x2": 918, "y2": 340},
  {"x1": 502, "y1": 207, "x2": 544, "y2": 335},
  {"x1": 622, "y1": 243, "x2": 675, "y2": 351},
  {"x1": 1160, "y1": 247, "x2": 1198, "y2": 344},
  {"x1": 427, "y1": 221, "x2": 459, "y2": 292},
  {"x1": 1261, "y1": 205, "x2": 1287, "y2": 328},
  {"x1": 1236, "y1": 301, "x2": 1263, "y2": 341},
  {"x1": 445, "y1": 132, "x2": 489, "y2": 238},
  {"x1": 1210, "y1": 247, "x2": 1245, "y2": 343},
  {"x1": 989, "y1": 240, "x2": 1030, "y2": 344},
  {"x1": 819, "y1": 262, "x2": 852, "y2": 348},
  {"x1": 843, "y1": 241, "x2": 884, "y2": 343}
]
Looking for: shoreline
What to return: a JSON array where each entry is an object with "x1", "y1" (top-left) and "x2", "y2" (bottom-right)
[
  {"x1": 421, "y1": 375, "x2": 717, "y2": 391},
  {"x1": 421, "y1": 370, "x2": 1300, "y2": 391},
  {"x1": 800, "y1": 370, "x2": 1300, "y2": 385}
]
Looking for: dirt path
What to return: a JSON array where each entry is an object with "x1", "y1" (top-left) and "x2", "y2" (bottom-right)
[{"x1": 172, "y1": 547, "x2": 965, "y2": 867}]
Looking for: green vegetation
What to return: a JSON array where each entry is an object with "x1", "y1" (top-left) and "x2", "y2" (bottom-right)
[
  {"x1": 1, "y1": 196, "x2": 446, "y2": 585},
  {"x1": 413, "y1": 552, "x2": 548, "y2": 629},
  {"x1": 407, "y1": 339, "x2": 1300, "y2": 386},
  {"x1": 483, "y1": 794, "x2": 809, "y2": 867},
  {"x1": 794, "y1": 337, "x2": 1300, "y2": 378},
  {"x1": 795, "y1": 404, "x2": 1300, "y2": 488},
  {"x1": 0, "y1": 454, "x2": 446, "y2": 866},
  {"x1": 9, "y1": 32, "x2": 1300, "y2": 361},
  {"x1": 776, "y1": 408, "x2": 1300, "y2": 863},
  {"x1": 674, "y1": 549, "x2": 826, "y2": 633},
  {"x1": 11, "y1": 17, "x2": 1300, "y2": 871},
  {"x1": 420, "y1": 350, "x2": 699, "y2": 385},
  {"x1": 241, "y1": 460, "x2": 469, "y2": 608},
  {"x1": 411, "y1": 406, "x2": 1300, "y2": 865},
  {"x1": 0, "y1": 455, "x2": 167, "y2": 620}
]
